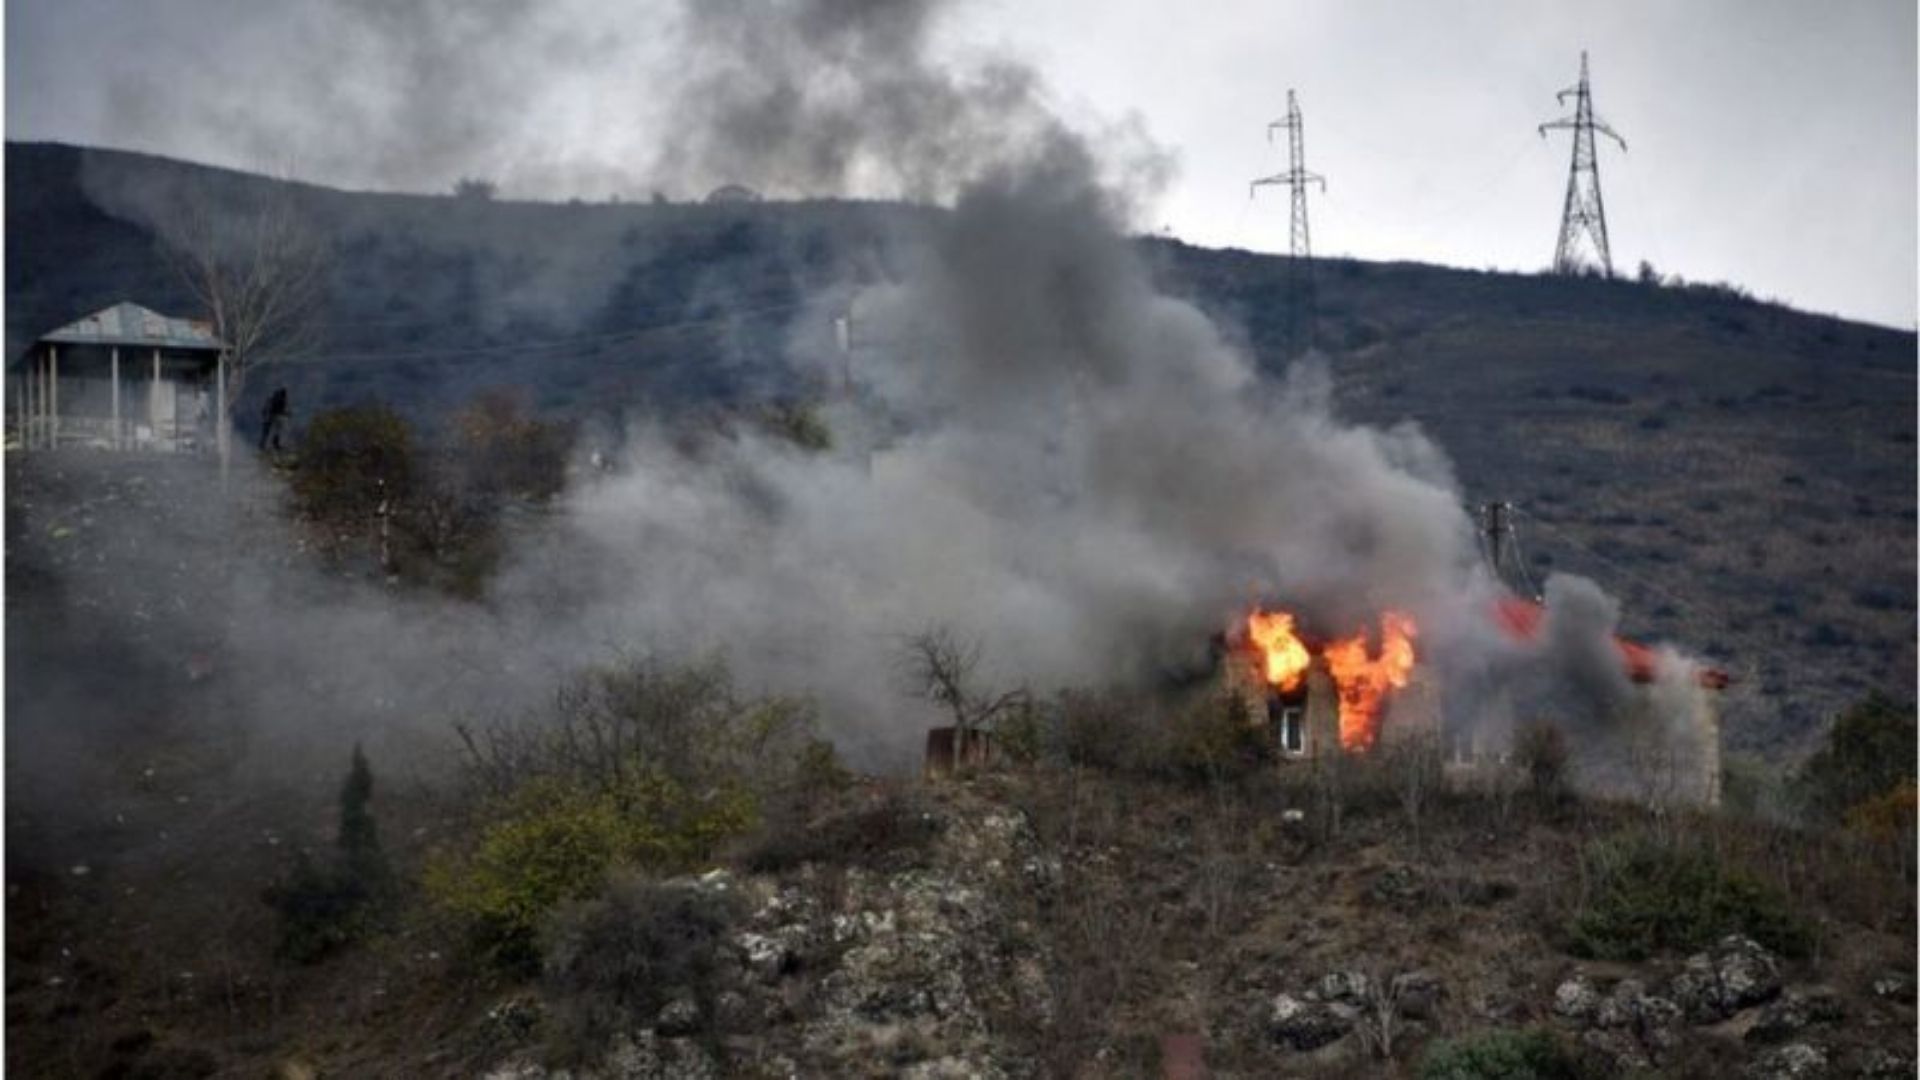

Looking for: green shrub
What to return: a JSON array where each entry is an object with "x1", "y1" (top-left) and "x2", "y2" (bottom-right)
[
  {"x1": 1419, "y1": 1028, "x2": 1592, "y2": 1080},
  {"x1": 758, "y1": 400, "x2": 833, "y2": 452},
  {"x1": 1794, "y1": 693, "x2": 1917, "y2": 825},
  {"x1": 426, "y1": 769, "x2": 756, "y2": 972},
  {"x1": 263, "y1": 854, "x2": 371, "y2": 965},
  {"x1": 540, "y1": 874, "x2": 744, "y2": 1065},
  {"x1": 288, "y1": 395, "x2": 572, "y2": 598},
  {"x1": 992, "y1": 698, "x2": 1047, "y2": 767},
  {"x1": 1163, "y1": 689, "x2": 1272, "y2": 781},
  {"x1": 433, "y1": 657, "x2": 827, "y2": 969},
  {"x1": 1566, "y1": 831, "x2": 1812, "y2": 961},
  {"x1": 292, "y1": 404, "x2": 416, "y2": 527}
]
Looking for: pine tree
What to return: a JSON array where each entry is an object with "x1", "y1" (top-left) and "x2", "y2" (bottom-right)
[{"x1": 338, "y1": 742, "x2": 388, "y2": 895}]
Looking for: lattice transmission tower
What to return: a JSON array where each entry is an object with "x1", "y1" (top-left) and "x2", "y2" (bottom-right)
[
  {"x1": 1252, "y1": 89, "x2": 1325, "y2": 356},
  {"x1": 1538, "y1": 51, "x2": 1626, "y2": 276}
]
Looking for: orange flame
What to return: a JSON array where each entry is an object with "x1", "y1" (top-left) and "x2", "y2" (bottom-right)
[
  {"x1": 1322, "y1": 611, "x2": 1418, "y2": 752},
  {"x1": 1247, "y1": 610, "x2": 1312, "y2": 693}
]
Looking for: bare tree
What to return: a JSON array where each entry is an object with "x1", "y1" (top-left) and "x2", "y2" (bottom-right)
[
  {"x1": 162, "y1": 187, "x2": 328, "y2": 408},
  {"x1": 1387, "y1": 732, "x2": 1446, "y2": 851},
  {"x1": 901, "y1": 625, "x2": 1030, "y2": 743},
  {"x1": 125, "y1": 173, "x2": 329, "y2": 476}
]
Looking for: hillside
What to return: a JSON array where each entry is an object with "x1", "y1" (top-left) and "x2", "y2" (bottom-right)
[
  {"x1": 7, "y1": 455, "x2": 1914, "y2": 1076},
  {"x1": 5, "y1": 452, "x2": 1916, "y2": 1076},
  {"x1": 9, "y1": 141, "x2": 1912, "y2": 759}
]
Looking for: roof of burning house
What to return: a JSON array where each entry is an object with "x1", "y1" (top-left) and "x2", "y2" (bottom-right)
[
  {"x1": 1492, "y1": 596, "x2": 1731, "y2": 690},
  {"x1": 35, "y1": 302, "x2": 225, "y2": 352}
]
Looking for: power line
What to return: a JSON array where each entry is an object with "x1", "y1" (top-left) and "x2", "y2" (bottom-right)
[
  {"x1": 276, "y1": 301, "x2": 805, "y2": 368},
  {"x1": 1538, "y1": 50, "x2": 1626, "y2": 277}
]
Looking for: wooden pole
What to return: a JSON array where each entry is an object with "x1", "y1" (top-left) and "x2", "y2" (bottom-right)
[
  {"x1": 152, "y1": 349, "x2": 162, "y2": 450},
  {"x1": 111, "y1": 346, "x2": 122, "y2": 450},
  {"x1": 48, "y1": 346, "x2": 59, "y2": 448},
  {"x1": 217, "y1": 349, "x2": 229, "y2": 484}
]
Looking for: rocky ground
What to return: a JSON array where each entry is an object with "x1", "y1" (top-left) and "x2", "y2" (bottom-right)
[
  {"x1": 8, "y1": 747, "x2": 1915, "y2": 1079},
  {"x1": 455, "y1": 775, "x2": 1913, "y2": 1080}
]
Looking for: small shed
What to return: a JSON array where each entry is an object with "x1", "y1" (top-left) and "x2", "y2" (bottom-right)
[{"x1": 12, "y1": 302, "x2": 229, "y2": 453}]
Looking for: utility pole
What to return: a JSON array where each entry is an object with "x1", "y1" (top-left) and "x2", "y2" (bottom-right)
[
  {"x1": 1252, "y1": 89, "x2": 1326, "y2": 357},
  {"x1": 1538, "y1": 51, "x2": 1626, "y2": 277},
  {"x1": 1479, "y1": 501, "x2": 1541, "y2": 600}
]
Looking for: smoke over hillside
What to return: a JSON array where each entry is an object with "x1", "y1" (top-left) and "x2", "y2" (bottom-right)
[
  {"x1": 480, "y1": 0, "x2": 1712, "y2": 769},
  {"x1": 10, "y1": 0, "x2": 1719, "y2": 793}
]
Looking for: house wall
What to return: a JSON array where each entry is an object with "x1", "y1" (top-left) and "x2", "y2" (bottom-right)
[
  {"x1": 13, "y1": 347, "x2": 218, "y2": 452},
  {"x1": 1379, "y1": 667, "x2": 1442, "y2": 748},
  {"x1": 1216, "y1": 646, "x2": 1722, "y2": 807}
]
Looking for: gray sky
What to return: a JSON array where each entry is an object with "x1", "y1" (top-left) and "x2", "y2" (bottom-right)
[{"x1": 8, "y1": 0, "x2": 1916, "y2": 327}]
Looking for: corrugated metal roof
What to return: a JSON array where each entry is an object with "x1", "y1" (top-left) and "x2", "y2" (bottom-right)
[{"x1": 37, "y1": 302, "x2": 225, "y2": 351}]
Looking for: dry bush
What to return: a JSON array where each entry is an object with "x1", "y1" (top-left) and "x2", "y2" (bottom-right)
[
  {"x1": 1006, "y1": 771, "x2": 1167, "y2": 1078},
  {"x1": 1053, "y1": 687, "x2": 1163, "y2": 773},
  {"x1": 1385, "y1": 733, "x2": 1446, "y2": 850},
  {"x1": 539, "y1": 873, "x2": 744, "y2": 1066},
  {"x1": 1163, "y1": 689, "x2": 1273, "y2": 784},
  {"x1": 1513, "y1": 719, "x2": 1570, "y2": 805},
  {"x1": 1694, "y1": 810, "x2": 1916, "y2": 939},
  {"x1": 737, "y1": 783, "x2": 943, "y2": 875},
  {"x1": 453, "y1": 654, "x2": 819, "y2": 804},
  {"x1": 1041, "y1": 686, "x2": 1269, "y2": 789},
  {"x1": 1350, "y1": 965, "x2": 1407, "y2": 1063},
  {"x1": 451, "y1": 389, "x2": 573, "y2": 502},
  {"x1": 1304, "y1": 746, "x2": 1405, "y2": 843}
]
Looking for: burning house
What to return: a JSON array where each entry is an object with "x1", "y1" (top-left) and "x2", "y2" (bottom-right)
[
  {"x1": 1219, "y1": 596, "x2": 1730, "y2": 806},
  {"x1": 1222, "y1": 608, "x2": 1436, "y2": 759}
]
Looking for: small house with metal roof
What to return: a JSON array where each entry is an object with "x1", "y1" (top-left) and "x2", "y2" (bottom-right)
[{"x1": 12, "y1": 302, "x2": 229, "y2": 453}]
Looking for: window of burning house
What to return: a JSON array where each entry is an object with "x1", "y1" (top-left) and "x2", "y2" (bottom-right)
[
  {"x1": 1271, "y1": 694, "x2": 1306, "y2": 755},
  {"x1": 1280, "y1": 707, "x2": 1305, "y2": 754}
]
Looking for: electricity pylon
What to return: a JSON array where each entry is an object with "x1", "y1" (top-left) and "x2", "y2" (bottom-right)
[
  {"x1": 1252, "y1": 90, "x2": 1325, "y2": 356},
  {"x1": 1538, "y1": 51, "x2": 1626, "y2": 276}
]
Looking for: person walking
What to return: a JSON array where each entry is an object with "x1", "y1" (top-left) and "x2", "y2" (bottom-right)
[{"x1": 260, "y1": 387, "x2": 290, "y2": 452}]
